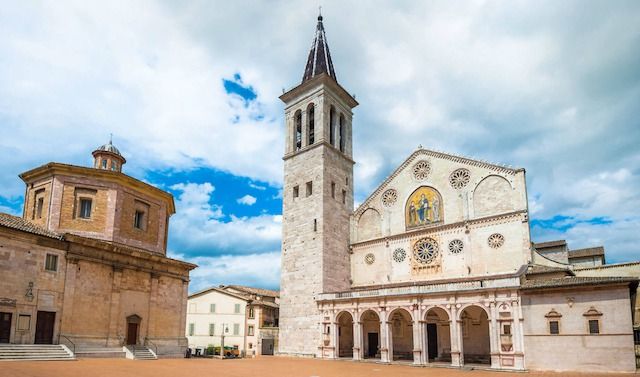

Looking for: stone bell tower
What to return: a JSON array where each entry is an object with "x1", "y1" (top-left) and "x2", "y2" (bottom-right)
[{"x1": 278, "y1": 14, "x2": 358, "y2": 356}]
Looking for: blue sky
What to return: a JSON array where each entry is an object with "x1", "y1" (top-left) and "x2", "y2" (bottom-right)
[{"x1": 1, "y1": 1, "x2": 639, "y2": 292}]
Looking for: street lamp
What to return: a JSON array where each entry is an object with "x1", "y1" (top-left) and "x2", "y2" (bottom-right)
[{"x1": 220, "y1": 324, "x2": 229, "y2": 359}]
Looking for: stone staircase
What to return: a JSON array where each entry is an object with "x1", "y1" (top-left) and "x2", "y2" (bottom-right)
[
  {"x1": 74, "y1": 346, "x2": 125, "y2": 358},
  {"x1": 0, "y1": 344, "x2": 75, "y2": 361},
  {"x1": 126, "y1": 345, "x2": 157, "y2": 360}
]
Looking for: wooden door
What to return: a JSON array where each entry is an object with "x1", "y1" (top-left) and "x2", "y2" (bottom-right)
[
  {"x1": 0, "y1": 312, "x2": 11, "y2": 343},
  {"x1": 126, "y1": 322, "x2": 138, "y2": 345},
  {"x1": 427, "y1": 323, "x2": 438, "y2": 360},
  {"x1": 261, "y1": 338, "x2": 274, "y2": 355},
  {"x1": 35, "y1": 311, "x2": 55, "y2": 344},
  {"x1": 367, "y1": 332, "x2": 378, "y2": 357}
]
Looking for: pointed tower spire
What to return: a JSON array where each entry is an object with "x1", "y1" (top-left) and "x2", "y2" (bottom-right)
[{"x1": 302, "y1": 12, "x2": 337, "y2": 83}]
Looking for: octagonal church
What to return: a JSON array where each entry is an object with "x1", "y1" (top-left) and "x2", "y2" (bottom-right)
[{"x1": 278, "y1": 15, "x2": 640, "y2": 372}]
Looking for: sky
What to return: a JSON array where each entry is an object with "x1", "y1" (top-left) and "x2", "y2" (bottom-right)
[{"x1": 0, "y1": 1, "x2": 639, "y2": 292}]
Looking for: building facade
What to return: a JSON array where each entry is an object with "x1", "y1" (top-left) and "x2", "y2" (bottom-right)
[
  {"x1": 186, "y1": 285, "x2": 279, "y2": 356},
  {"x1": 278, "y1": 16, "x2": 639, "y2": 372},
  {"x1": 0, "y1": 141, "x2": 196, "y2": 358}
]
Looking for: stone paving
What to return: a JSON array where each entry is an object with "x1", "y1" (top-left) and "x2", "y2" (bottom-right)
[{"x1": 0, "y1": 357, "x2": 628, "y2": 377}]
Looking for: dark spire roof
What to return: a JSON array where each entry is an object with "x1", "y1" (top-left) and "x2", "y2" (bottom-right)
[{"x1": 302, "y1": 14, "x2": 337, "y2": 83}]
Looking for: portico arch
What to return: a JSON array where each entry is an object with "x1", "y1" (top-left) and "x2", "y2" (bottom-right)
[
  {"x1": 360, "y1": 310, "x2": 381, "y2": 359},
  {"x1": 424, "y1": 307, "x2": 451, "y2": 362},
  {"x1": 336, "y1": 311, "x2": 354, "y2": 358},
  {"x1": 459, "y1": 305, "x2": 490, "y2": 365},
  {"x1": 388, "y1": 308, "x2": 413, "y2": 361}
]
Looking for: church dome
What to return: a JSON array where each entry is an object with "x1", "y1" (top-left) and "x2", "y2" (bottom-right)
[
  {"x1": 95, "y1": 141, "x2": 122, "y2": 157},
  {"x1": 92, "y1": 137, "x2": 126, "y2": 172}
]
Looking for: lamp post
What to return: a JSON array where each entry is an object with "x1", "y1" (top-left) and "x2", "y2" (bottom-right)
[{"x1": 220, "y1": 323, "x2": 229, "y2": 359}]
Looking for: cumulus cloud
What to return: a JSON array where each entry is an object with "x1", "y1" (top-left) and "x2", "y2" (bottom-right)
[{"x1": 237, "y1": 194, "x2": 257, "y2": 206}]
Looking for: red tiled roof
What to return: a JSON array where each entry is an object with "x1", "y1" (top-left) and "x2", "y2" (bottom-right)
[
  {"x1": 533, "y1": 240, "x2": 567, "y2": 249},
  {"x1": 0, "y1": 213, "x2": 62, "y2": 240}
]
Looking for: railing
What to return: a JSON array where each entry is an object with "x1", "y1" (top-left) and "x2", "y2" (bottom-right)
[
  {"x1": 144, "y1": 338, "x2": 158, "y2": 356},
  {"x1": 58, "y1": 334, "x2": 76, "y2": 355},
  {"x1": 317, "y1": 276, "x2": 521, "y2": 301}
]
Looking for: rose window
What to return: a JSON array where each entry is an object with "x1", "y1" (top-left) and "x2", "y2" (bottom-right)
[
  {"x1": 488, "y1": 233, "x2": 505, "y2": 249},
  {"x1": 393, "y1": 248, "x2": 406, "y2": 263},
  {"x1": 413, "y1": 238, "x2": 439, "y2": 264},
  {"x1": 448, "y1": 239, "x2": 464, "y2": 254},
  {"x1": 412, "y1": 160, "x2": 431, "y2": 181},
  {"x1": 449, "y1": 168, "x2": 471, "y2": 189},
  {"x1": 365, "y1": 253, "x2": 376, "y2": 265},
  {"x1": 381, "y1": 189, "x2": 398, "y2": 207}
]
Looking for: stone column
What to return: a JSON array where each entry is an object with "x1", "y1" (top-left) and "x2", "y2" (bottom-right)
[
  {"x1": 106, "y1": 266, "x2": 123, "y2": 347},
  {"x1": 353, "y1": 320, "x2": 362, "y2": 361},
  {"x1": 489, "y1": 302, "x2": 500, "y2": 369},
  {"x1": 512, "y1": 299, "x2": 525, "y2": 370},
  {"x1": 385, "y1": 320, "x2": 393, "y2": 363},
  {"x1": 59, "y1": 258, "x2": 78, "y2": 335},
  {"x1": 146, "y1": 273, "x2": 159, "y2": 339},
  {"x1": 379, "y1": 309, "x2": 390, "y2": 363},
  {"x1": 420, "y1": 320, "x2": 428, "y2": 364},
  {"x1": 412, "y1": 307, "x2": 423, "y2": 365},
  {"x1": 331, "y1": 321, "x2": 339, "y2": 359},
  {"x1": 449, "y1": 304, "x2": 462, "y2": 367}
]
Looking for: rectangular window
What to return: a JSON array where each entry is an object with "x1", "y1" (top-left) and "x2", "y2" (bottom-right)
[
  {"x1": 306, "y1": 181, "x2": 312, "y2": 197},
  {"x1": 79, "y1": 198, "x2": 92, "y2": 219},
  {"x1": 210, "y1": 303, "x2": 216, "y2": 313},
  {"x1": 634, "y1": 329, "x2": 640, "y2": 345},
  {"x1": 188, "y1": 323, "x2": 195, "y2": 336},
  {"x1": 248, "y1": 307, "x2": 254, "y2": 318},
  {"x1": 17, "y1": 315, "x2": 31, "y2": 331},
  {"x1": 549, "y1": 320, "x2": 559, "y2": 335},
  {"x1": 102, "y1": 159, "x2": 107, "y2": 169},
  {"x1": 588, "y1": 319, "x2": 600, "y2": 334},
  {"x1": 248, "y1": 325, "x2": 254, "y2": 336},
  {"x1": 331, "y1": 182, "x2": 335, "y2": 199},
  {"x1": 234, "y1": 303, "x2": 241, "y2": 314},
  {"x1": 45, "y1": 254, "x2": 58, "y2": 272},
  {"x1": 209, "y1": 323, "x2": 215, "y2": 336},
  {"x1": 313, "y1": 219, "x2": 317, "y2": 232},
  {"x1": 36, "y1": 197, "x2": 44, "y2": 219},
  {"x1": 233, "y1": 323, "x2": 240, "y2": 335},
  {"x1": 293, "y1": 185, "x2": 299, "y2": 198},
  {"x1": 341, "y1": 190, "x2": 346, "y2": 204},
  {"x1": 502, "y1": 324, "x2": 511, "y2": 335},
  {"x1": 134, "y1": 210, "x2": 146, "y2": 230}
]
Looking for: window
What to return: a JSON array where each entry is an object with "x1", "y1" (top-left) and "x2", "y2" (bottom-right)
[
  {"x1": 502, "y1": 324, "x2": 511, "y2": 335},
  {"x1": 549, "y1": 321, "x2": 559, "y2": 335},
  {"x1": 209, "y1": 323, "x2": 215, "y2": 336},
  {"x1": 331, "y1": 182, "x2": 335, "y2": 199},
  {"x1": 248, "y1": 342, "x2": 253, "y2": 349},
  {"x1": 634, "y1": 329, "x2": 640, "y2": 345},
  {"x1": 248, "y1": 325, "x2": 254, "y2": 336},
  {"x1": 45, "y1": 254, "x2": 58, "y2": 272},
  {"x1": 329, "y1": 106, "x2": 336, "y2": 146},
  {"x1": 111, "y1": 162, "x2": 118, "y2": 171},
  {"x1": 339, "y1": 114, "x2": 345, "y2": 152},
  {"x1": 210, "y1": 304, "x2": 216, "y2": 313},
  {"x1": 293, "y1": 185, "x2": 299, "y2": 198},
  {"x1": 78, "y1": 198, "x2": 92, "y2": 219},
  {"x1": 306, "y1": 181, "x2": 312, "y2": 197},
  {"x1": 234, "y1": 303, "x2": 240, "y2": 314},
  {"x1": 17, "y1": 315, "x2": 31, "y2": 331},
  {"x1": 294, "y1": 110, "x2": 302, "y2": 151},
  {"x1": 307, "y1": 104, "x2": 315, "y2": 145},
  {"x1": 188, "y1": 323, "x2": 195, "y2": 336},
  {"x1": 102, "y1": 159, "x2": 107, "y2": 169},
  {"x1": 36, "y1": 197, "x2": 44, "y2": 219},
  {"x1": 233, "y1": 323, "x2": 240, "y2": 335},
  {"x1": 313, "y1": 219, "x2": 317, "y2": 232},
  {"x1": 134, "y1": 210, "x2": 146, "y2": 230},
  {"x1": 248, "y1": 307, "x2": 254, "y2": 318},
  {"x1": 588, "y1": 319, "x2": 600, "y2": 334},
  {"x1": 341, "y1": 190, "x2": 346, "y2": 204}
]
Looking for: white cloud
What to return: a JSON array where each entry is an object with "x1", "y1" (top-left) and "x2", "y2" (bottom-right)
[{"x1": 237, "y1": 194, "x2": 257, "y2": 206}]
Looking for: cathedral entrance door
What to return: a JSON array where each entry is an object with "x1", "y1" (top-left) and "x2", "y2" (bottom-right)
[
  {"x1": 427, "y1": 323, "x2": 438, "y2": 360},
  {"x1": 34, "y1": 311, "x2": 55, "y2": 344},
  {"x1": 367, "y1": 333, "x2": 378, "y2": 357},
  {"x1": 0, "y1": 312, "x2": 11, "y2": 343},
  {"x1": 126, "y1": 323, "x2": 138, "y2": 345}
]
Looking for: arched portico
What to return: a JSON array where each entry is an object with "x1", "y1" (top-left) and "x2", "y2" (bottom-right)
[
  {"x1": 360, "y1": 310, "x2": 381, "y2": 360},
  {"x1": 388, "y1": 308, "x2": 413, "y2": 361},
  {"x1": 424, "y1": 307, "x2": 451, "y2": 363},
  {"x1": 459, "y1": 305, "x2": 491, "y2": 365},
  {"x1": 336, "y1": 311, "x2": 354, "y2": 358}
]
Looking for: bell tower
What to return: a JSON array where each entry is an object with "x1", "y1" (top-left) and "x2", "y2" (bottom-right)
[{"x1": 278, "y1": 14, "x2": 358, "y2": 356}]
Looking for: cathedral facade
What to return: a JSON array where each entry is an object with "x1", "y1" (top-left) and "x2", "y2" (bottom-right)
[{"x1": 278, "y1": 16, "x2": 639, "y2": 372}]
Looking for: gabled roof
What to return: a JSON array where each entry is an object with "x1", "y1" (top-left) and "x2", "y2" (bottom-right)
[
  {"x1": 533, "y1": 240, "x2": 567, "y2": 249},
  {"x1": 302, "y1": 15, "x2": 336, "y2": 84},
  {"x1": 0, "y1": 213, "x2": 63, "y2": 240},
  {"x1": 188, "y1": 286, "x2": 251, "y2": 301},
  {"x1": 222, "y1": 285, "x2": 279, "y2": 298},
  {"x1": 353, "y1": 148, "x2": 522, "y2": 217}
]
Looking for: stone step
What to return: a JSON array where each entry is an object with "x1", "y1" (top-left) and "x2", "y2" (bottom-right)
[{"x1": 0, "y1": 344, "x2": 75, "y2": 361}]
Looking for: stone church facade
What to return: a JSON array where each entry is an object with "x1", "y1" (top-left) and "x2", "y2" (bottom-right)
[
  {"x1": 278, "y1": 16, "x2": 639, "y2": 372},
  {"x1": 0, "y1": 140, "x2": 195, "y2": 358}
]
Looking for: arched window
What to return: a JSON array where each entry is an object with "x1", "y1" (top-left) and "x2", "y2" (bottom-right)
[
  {"x1": 329, "y1": 106, "x2": 336, "y2": 146},
  {"x1": 339, "y1": 114, "x2": 345, "y2": 152},
  {"x1": 294, "y1": 110, "x2": 302, "y2": 151},
  {"x1": 307, "y1": 104, "x2": 315, "y2": 145}
]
